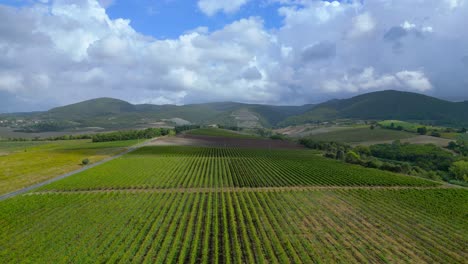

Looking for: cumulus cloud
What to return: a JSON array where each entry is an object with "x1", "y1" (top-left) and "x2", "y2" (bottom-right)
[
  {"x1": 301, "y1": 41, "x2": 336, "y2": 63},
  {"x1": 0, "y1": 0, "x2": 467, "y2": 111},
  {"x1": 198, "y1": 0, "x2": 250, "y2": 16},
  {"x1": 349, "y1": 13, "x2": 376, "y2": 38},
  {"x1": 321, "y1": 68, "x2": 432, "y2": 93}
]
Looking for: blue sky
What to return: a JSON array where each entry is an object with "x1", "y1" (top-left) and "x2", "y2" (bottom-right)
[
  {"x1": 0, "y1": 0, "x2": 467, "y2": 111},
  {"x1": 105, "y1": 0, "x2": 284, "y2": 39}
]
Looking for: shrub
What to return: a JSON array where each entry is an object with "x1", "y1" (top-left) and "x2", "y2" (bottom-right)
[
  {"x1": 345, "y1": 151, "x2": 361, "y2": 165},
  {"x1": 82, "y1": 158, "x2": 90, "y2": 165},
  {"x1": 417, "y1": 127, "x2": 427, "y2": 135}
]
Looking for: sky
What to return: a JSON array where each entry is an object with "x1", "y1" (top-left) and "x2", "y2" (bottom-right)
[{"x1": 0, "y1": 0, "x2": 468, "y2": 112}]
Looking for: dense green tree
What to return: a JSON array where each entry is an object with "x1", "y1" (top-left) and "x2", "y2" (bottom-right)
[
  {"x1": 449, "y1": 161, "x2": 468, "y2": 181},
  {"x1": 417, "y1": 127, "x2": 427, "y2": 135}
]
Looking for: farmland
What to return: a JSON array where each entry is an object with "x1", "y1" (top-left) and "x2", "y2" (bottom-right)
[
  {"x1": 186, "y1": 128, "x2": 260, "y2": 139},
  {"x1": 0, "y1": 137, "x2": 466, "y2": 263},
  {"x1": 0, "y1": 139, "x2": 138, "y2": 195},
  {"x1": 304, "y1": 127, "x2": 414, "y2": 144},
  {"x1": 38, "y1": 146, "x2": 438, "y2": 191},
  {"x1": 0, "y1": 189, "x2": 466, "y2": 263}
]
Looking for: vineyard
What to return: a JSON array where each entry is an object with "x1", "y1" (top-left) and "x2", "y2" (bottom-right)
[
  {"x1": 38, "y1": 146, "x2": 439, "y2": 191},
  {"x1": 0, "y1": 189, "x2": 466, "y2": 263},
  {"x1": 0, "y1": 139, "x2": 139, "y2": 195},
  {"x1": 1, "y1": 144, "x2": 466, "y2": 263}
]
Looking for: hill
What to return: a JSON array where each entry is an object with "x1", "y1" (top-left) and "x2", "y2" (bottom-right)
[
  {"x1": 0, "y1": 98, "x2": 314, "y2": 131},
  {"x1": 2, "y1": 90, "x2": 467, "y2": 132},
  {"x1": 281, "y1": 90, "x2": 468, "y2": 127}
]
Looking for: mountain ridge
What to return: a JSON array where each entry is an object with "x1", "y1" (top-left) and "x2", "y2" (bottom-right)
[{"x1": 1, "y1": 90, "x2": 467, "y2": 130}]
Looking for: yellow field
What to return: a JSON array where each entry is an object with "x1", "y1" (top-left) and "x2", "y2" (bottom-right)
[{"x1": 0, "y1": 140, "x2": 138, "y2": 195}]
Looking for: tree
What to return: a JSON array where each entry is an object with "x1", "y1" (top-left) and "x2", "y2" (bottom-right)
[
  {"x1": 354, "y1": 145, "x2": 371, "y2": 157},
  {"x1": 345, "y1": 151, "x2": 361, "y2": 164},
  {"x1": 370, "y1": 125, "x2": 375, "y2": 130},
  {"x1": 449, "y1": 161, "x2": 468, "y2": 181},
  {"x1": 417, "y1": 127, "x2": 427, "y2": 135},
  {"x1": 336, "y1": 150, "x2": 345, "y2": 161}
]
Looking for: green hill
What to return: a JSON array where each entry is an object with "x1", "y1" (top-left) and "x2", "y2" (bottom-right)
[
  {"x1": 281, "y1": 90, "x2": 468, "y2": 127},
  {"x1": 2, "y1": 90, "x2": 467, "y2": 132}
]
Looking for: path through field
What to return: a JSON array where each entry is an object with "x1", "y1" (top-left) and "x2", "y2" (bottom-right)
[
  {"x1": 0, "y1": 138, "x2": 158, "y2": 201},
  {"x1": 1, "y1": 138, "x2": 466, "y2": 263}
]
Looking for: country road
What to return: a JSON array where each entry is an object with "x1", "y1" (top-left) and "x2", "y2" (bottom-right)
[{"x1": 0, "y1": 137, "x2": 158, "y2": 202}]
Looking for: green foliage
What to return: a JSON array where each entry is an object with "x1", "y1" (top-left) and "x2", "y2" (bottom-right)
[
  {"x1": 449, "y1": 161, "x2": 468, "y2": 181},
  {"x1": 370, "y1": 143, "x2": 455, "y2": 172},
  {"x1": 39, "y1": 146, "x2": 437, "y2": 192},
  {"x1": 345, "y1": 151, "x2": 362, "y2": 164},
  {"x1": 417, "y1": 127, "x2": 428, "y2": 135},
  {"x1": 282, "y1": 90, "x2": 468, "y2": 127},
  {"x1": 447, "y1": 140, "x2": 468, "y2": 156},
  {"x1": 81, "y1": 158, "x2": 90, "y2": 165},
  {"x1": 16, "y1": 120, "x2": 74, "y2": 132},
  {"x1": 1, "y1": 189, "x2": 466, "y2": 263},
  {"x1": 92, "y1": 128, "x2": 172, "y2": 142},
  {"x1": 0, "y1": 139, "x2": 138, "y2": 195},
  {"x1": 299, "y1": 138, "x2": 351, "y2": 153},
  {"x1": 304, "y1": 127, "x2": 414, "y2": 143}
]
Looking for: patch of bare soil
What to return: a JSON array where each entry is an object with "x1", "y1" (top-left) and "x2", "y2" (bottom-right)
[
  {"x1": 275, "y1": 125, "x2": 354, "y2": 138},
  {"x1": 148, "y1": 134, "x2": 304, "y2": 149}
]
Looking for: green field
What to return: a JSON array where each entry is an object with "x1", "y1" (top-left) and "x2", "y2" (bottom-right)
[
  {"x1": 0, "y1": 140, "x2": 138, "y2": 195},
  {"x1": 186, "y1": 128, "x2": 260, "y2": 139},
  {"x1": 38, "y1": 146, "x2": 438, "y2": 191},
  {"x1": 1, "y1": 189, "x2": 466, "y2": 263},
  {"x1": 0, "y1": 141, "x2": 51, "y2": 154},
  {"x1": 306, "y1": 127, "x2": 414, "y2": 143},
  {"x1": 378, "y1": 120, "x2": 445, "y2": 133},
  {"x1": 1, "y1": 143, "x2": 466, "y2": 263}
]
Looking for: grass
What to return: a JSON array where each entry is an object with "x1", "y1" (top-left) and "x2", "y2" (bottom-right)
[
  {"x1": 38, "y1": 146, "x2": 438, "y2": 192},
  {"x1": 0, "y1": 141, "x2": 51, "y2": 154},
  {"x1": 378, "y1": 120, "x2": 445, "y2": 133},
  {"x1": 0, "y1": 189, "x2": 466, "y2": 263},
  {"x1": 0, "y1": 139, "x2": 138, "y2": 195},
  {"x1": 186, "y1": 128, "x2": 261, "y2": 139},
  {"x1": 306, "y1": 127, "x2": 414, "y2": 143}
]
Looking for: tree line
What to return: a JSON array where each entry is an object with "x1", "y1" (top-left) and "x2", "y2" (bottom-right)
[{"x1": 299, "y1": 138, "x2": 468, "y2": 185}]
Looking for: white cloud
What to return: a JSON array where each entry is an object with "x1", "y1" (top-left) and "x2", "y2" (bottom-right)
[
  {"x1": 0, "y1": 0, "x2": 467, "y2": 110},
  {"x1": 197, "y1": 0, "x2": 250, "y2": 16},
  {"x1": 396, "y1": 71, "x2": 433, "y2": 91},
  {"x1": 0, "y1": 72, "x2": 24, "y2": 92},
  {"x1": 349, "y1": 13, "x2": 376, "y2": 37},
  {"x1": 445, "y1": 0, "x2": 465, "y2": 9},
  {"x1": 401, "y1": 21, "x2": 416, "y2": 30},
  {"x1": 321, "y1": 68, "x2": 432, "y2": 93}
]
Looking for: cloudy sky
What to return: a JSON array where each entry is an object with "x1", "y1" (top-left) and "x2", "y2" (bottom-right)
[{"x1": 1, "y1": 0, "x2": 467, "y2": 112}]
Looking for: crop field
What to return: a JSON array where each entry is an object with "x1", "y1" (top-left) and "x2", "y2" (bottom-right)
[
  {"x1": 38, "y1": 146, "x2": 439, "y2": 191},
  {"x1": 186, "y1": 128, "x2": 260, "y2": 139},
  {"x1": 0, "y1": 139, "x2": 138, "y2": 195},
  {"x1": 1, "y1": 144, "x2": 466, "y2": 263},
  {"x1": 0, "y1": 189, "x2": 466, "y2": 263},
  {"x1": 306, "y1": 127, "x2": 414, "y2": 144}
]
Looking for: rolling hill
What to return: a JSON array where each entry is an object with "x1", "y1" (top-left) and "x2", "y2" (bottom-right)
[
  {"x1": 281, "y1": 90, "x2": 468, "y2": 127},
  {"x1": 1, "y1": 90, "x2": 467, "y2": 132},
  {"x1": 0, "y1": 99, "x2": 315, "y2": 131}
]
